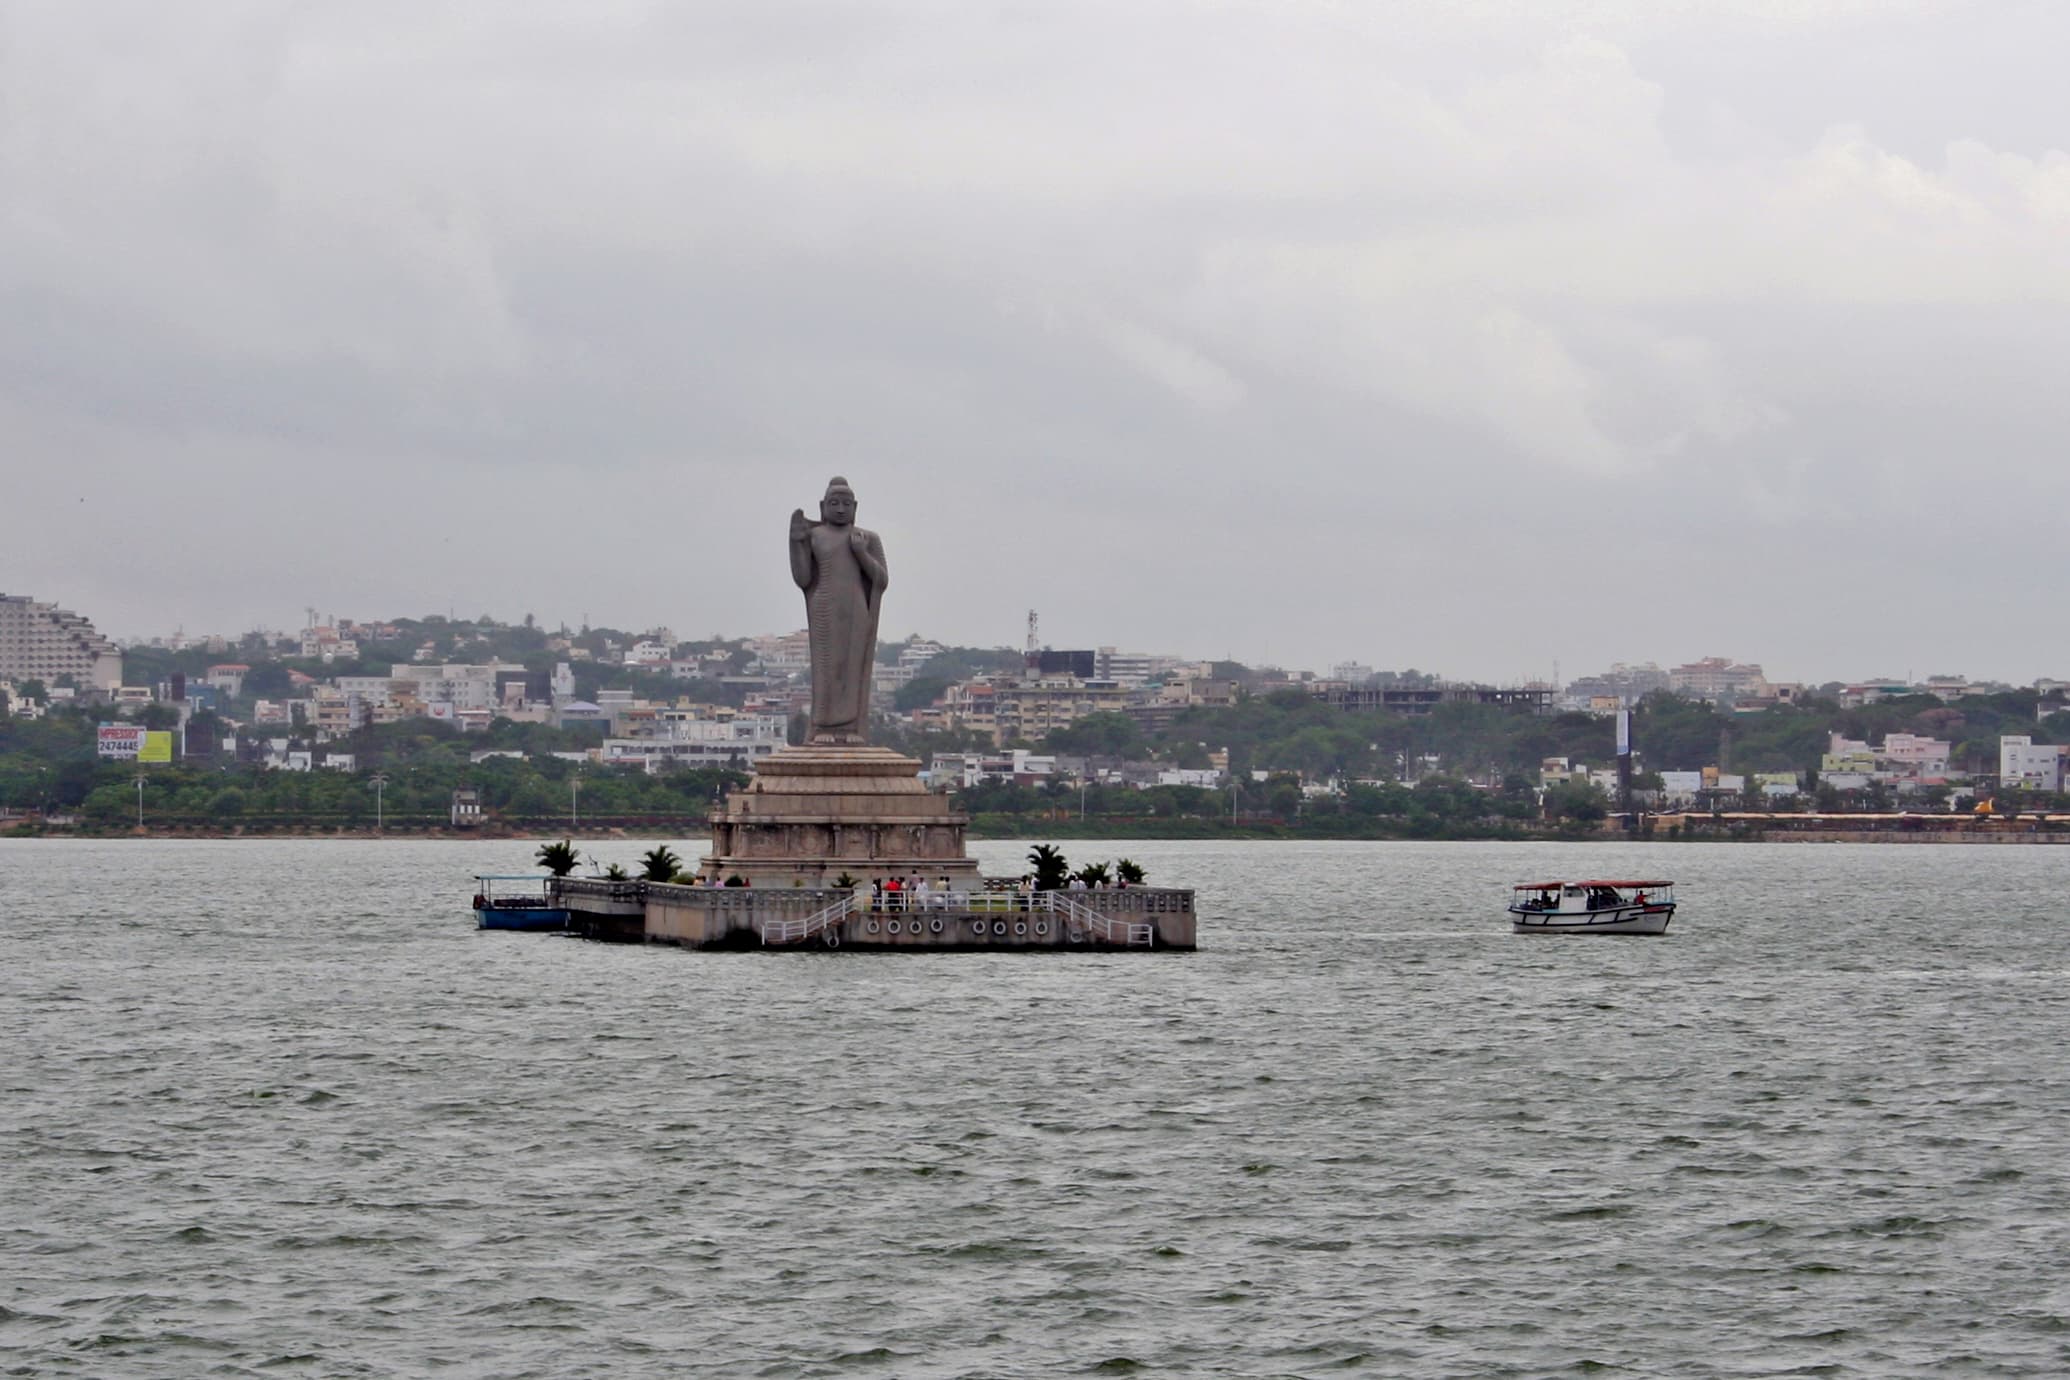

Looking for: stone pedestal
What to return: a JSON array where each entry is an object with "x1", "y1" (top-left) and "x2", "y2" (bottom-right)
[{"x1": 698, "y1": 745, "x2": 981, "y2": 888}]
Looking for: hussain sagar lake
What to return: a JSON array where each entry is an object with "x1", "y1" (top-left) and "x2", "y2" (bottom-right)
[{"x1": 6, "y1": 836, "x2": 2070, "y2": 1376}]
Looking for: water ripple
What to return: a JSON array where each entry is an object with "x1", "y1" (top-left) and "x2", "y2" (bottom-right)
[{"x1": 5, "y1": 837, "x2": 2070, "y2": 1375}]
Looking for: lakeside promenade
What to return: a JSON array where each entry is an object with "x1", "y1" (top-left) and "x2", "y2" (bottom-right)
[{"x1": 9, "y1": 812, "x2": 2070, "y2": 844}]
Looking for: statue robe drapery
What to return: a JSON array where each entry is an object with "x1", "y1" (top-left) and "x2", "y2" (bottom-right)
[{"x1": 798, "y1": 522, "x2": 886, "y2": 741}]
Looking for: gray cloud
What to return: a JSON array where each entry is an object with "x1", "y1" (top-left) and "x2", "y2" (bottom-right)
[{"x1": 3, "y1": 0, "x2": 2066, "y2": 683}]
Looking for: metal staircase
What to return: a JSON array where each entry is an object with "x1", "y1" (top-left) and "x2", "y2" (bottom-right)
[
  {"x1": 760, "y1": 893, "x2": 856, "y2": 946},
  {"x1": 1043, "y1": 891, "x2": 1153, "y2": 946}
]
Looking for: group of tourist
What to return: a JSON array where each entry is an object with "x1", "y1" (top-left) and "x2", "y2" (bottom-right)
[
  {"x1": 855, "y1": 872, "x2": 1134, "y2": 912},
  {"x1": 867, "y1": 875, "x2": 960, "y2": 912}
]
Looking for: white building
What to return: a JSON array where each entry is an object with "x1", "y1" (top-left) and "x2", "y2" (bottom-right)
[
  {"x1": 899, "y1": 640, "x2": 946, "y2": 674},
  {"x1": 394, "y1": 663, "x2": 508, "y2": 712},
  {"x1": 298, "y1": 625, "x2": 359, "y2": 662},
  {"x1": 204, "y1": 664, "x2": 249, "y2": 697},
  {"x1": 2000, "y1": 736, "x2": 2063, "y2": 792},
  {"x1": 927, "y1": 749, "x2": 1058, "y2": 787},
  {"x1": 334, "y1": 675, "x2": 396, "y2": 706},
  {"x1": 600, "y1": 714, "x2": 788, "y2": 771},
  {"x1": 0, "y1": 594, "x2": 123, "y2": 689},
  {"x1": 1096, "y1": 647, "x2": 1181, "y2": 687},
  {"x1": 748, "y1": 630, "x2": 812, "y2": 676},
  {"x1": 1669, "y1": 657, "x2": 1768, "y2": 703},
  {"x1": 1656, "y1": 771, "x2": 1704, "y2": 807}
]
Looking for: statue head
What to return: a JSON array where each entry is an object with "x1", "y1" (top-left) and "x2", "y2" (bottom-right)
[{"x1": 820, "y1": 476, "x2": 857, "y2": 526}]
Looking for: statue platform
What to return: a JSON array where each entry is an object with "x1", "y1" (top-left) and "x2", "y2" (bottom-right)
[
  {"x1": 696, "y1": 743, "x2": 982, "y2": 888},
  {"x1": 551, "y1": 876, "x2": 1196, "y2": 952}
]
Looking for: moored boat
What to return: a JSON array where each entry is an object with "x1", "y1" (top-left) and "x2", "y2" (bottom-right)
[
  {"x1": 472, "y1": 874, "x2": 572, "y2": 932},
  {"x1": 1509, "y1": 880, "x2": 1675, "y2": 935}
]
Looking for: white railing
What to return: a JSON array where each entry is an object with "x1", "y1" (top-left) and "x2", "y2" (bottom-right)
[
  {"x1": 856, "y1": 888, "x2": 1027, "y2": 915},
  {"x1": 1042, "y1": 891, "x2": 1153, "y2": 946},
  {"x1": 760, "y1": 893, "x2": 856, "y2": 946},
  {"x1": 551, "y1": 877, "x2": 647, "y2": 904}
]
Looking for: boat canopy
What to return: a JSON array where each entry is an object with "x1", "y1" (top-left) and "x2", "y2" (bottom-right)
[{"x1": 1512, "y1": 880, "x2": 1673, "y2": 890}]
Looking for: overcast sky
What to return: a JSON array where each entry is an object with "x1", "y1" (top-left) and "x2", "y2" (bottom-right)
[{"x1": 4, "y1": 1, "x2": 2066, "y2": 685}]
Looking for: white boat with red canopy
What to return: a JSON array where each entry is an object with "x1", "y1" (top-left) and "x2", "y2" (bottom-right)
[{"x1": 1509, "y1": 880, "x2": 1675, "y2": 935}]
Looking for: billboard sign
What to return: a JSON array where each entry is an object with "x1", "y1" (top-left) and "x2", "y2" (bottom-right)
[
  {"x1": 97, "y1": 725, "x2": 175, "y2": 761},
  {"x1": 97, "y1": 724, "x2": 145, "y2": 759}
]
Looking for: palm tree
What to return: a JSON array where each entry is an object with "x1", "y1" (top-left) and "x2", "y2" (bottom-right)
[
  {"x1": 1115, "y1": 858, "x2": 1146, "y2": 885},
  {"x1": 1072, "y1": 861, "x2": 1112, "y2": 887},
  {"x1": 534, "y1": 839, "x2": 579, "y2": 877},
  {"x1": 603, "y1": 863, "x2": 631, "y2": 880},
  {"x1": 639, "y1": 845, "x2": 683, "y2": 882},
  {"x1": 1027, "y1": 843, "x2": 1069, "y2": 891}
]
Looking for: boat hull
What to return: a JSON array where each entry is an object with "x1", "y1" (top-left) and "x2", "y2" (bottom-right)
[
  {"x1": 475, "y1": 906, "x2": 571, "y2": 932},
  {"x1": 1509, "y1": 904, "x2": 1673, "y2": 936}
]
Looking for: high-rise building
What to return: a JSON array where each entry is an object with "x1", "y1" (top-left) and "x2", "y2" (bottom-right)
[
  {"x1": 1668, "y1": 657, "x2": 1767, "y2": 703},
  {"x1": 0, "y1": 594, "x2": 123, "y2": 689}
]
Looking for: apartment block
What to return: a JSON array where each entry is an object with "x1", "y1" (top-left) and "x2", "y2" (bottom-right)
[
  {"x1": 0, "y1": 594, "x2": 123, "y2": 689},
  {"x1": 2000, "y1": 736, "x2": 2064, "y2": 792},
  {"x1": 1668, "y1": 657, "x2": 1768, "y2": 703}
]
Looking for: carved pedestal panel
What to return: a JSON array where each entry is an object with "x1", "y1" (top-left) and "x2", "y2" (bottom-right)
[{"x1": 698, "y1": 745, "x2": 982, "y2": 888}]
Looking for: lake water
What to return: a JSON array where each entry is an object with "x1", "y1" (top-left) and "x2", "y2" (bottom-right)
[{"x1": 4, "y1": 837, "x2": 2069, "y2": 1377}]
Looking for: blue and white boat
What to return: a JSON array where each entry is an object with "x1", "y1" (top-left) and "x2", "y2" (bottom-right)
[{"x1": 472, "y1": 874, "x2": 571, "y2": 932}]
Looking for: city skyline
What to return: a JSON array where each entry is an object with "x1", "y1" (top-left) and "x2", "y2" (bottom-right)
[{"x1": 83, "y1": 596, "x2": 2060, "y2": 696}]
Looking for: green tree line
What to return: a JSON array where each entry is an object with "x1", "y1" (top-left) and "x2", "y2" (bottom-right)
[
  {"x1": 1033, "y1": 689, "x2": 2070, "y2": 782},
  {"x1": 1, "y1": 706, "x2": 744, "y2": 827}
]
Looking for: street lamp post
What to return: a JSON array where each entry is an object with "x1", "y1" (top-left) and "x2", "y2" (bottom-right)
[
  {"x1": 134, "y1": 772, "x2": 146, "y2": 829},
  {"x1": 570, "y1": 775, "x2": 581, "y2": 832},
  {"x1": 1079, "y1": 776, "x2": 1087, "y2": 820},
  {"x1": 370, "y1": 772, "x2": 388, "y2": 832}
]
